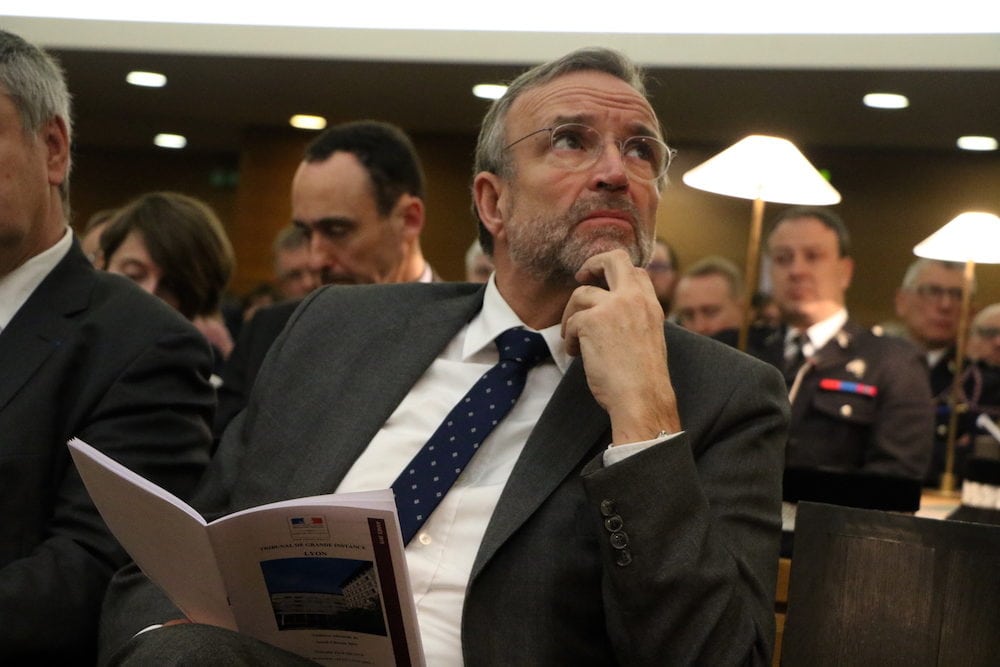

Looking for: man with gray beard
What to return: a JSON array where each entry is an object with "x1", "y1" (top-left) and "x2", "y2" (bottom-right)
[{"x1": 102, "y1": 47, "x2": 788, "y2": 666}]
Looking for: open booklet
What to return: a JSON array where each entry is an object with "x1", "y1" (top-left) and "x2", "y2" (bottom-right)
[{"x1": 68, "y1": 438, "x2": 423, "y2": 666}]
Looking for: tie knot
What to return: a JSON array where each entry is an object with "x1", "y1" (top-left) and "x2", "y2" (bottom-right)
[
  {"x1": 496, "y1": 328, "x2": 549, "y2": 367},
  {"x1": 786, "y1": 331, "x2": 808, "y2": 354}
]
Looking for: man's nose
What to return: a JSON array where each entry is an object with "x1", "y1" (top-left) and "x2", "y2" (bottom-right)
[
  {"x1": 786, "y1": 255, "x2": 808, "y2": 274},
  {"x1": 309, "y1": 236, "x2": 339, "y2": 271},
  {"x1": 590, "y1": 142, "x2": 630, "y2": 190}
]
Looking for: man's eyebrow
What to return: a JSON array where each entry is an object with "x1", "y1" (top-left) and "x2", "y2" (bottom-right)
[
  {"x1": 626, "y1": 121, "x2": 661, "y2": 138},
  {"x1": 292, "y1": 216, "x2": 356, "y2": 229},
  {"x1": 550, "y1": 113, "x2": 590, "y2": 127},
  {"x1": 548, "y1": 114, "x2": 660, "y2": 138}
]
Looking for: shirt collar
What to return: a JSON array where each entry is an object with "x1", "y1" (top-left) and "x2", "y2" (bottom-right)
[
  {"x1": 926, "y1": 347, "x2": 949, "y2": 369},
  {"x1": 0, "y1": 226, "x2": 73, "y2": 330},
  {"x1": 787, "y1": 308, "x2": 848, "y2": 353},
  {"x1": 417, "y1": 262, "x2": 434, "y2": 283},
  {"x1": 463, "y1": 275, "x2": 571, "y2": 374}
]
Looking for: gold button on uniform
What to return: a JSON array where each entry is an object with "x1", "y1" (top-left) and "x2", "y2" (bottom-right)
[{"x1": 840, "y1": 404, "x2": 852, "y2": 418}]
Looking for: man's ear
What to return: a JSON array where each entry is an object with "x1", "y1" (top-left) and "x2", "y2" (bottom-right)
[
  {"x1": 473, "y1": 171, "x2": 505, "y2": 238},
  {"x1": 839, "y1": 256, "x2": 855, "y2": 291},
  {"x1": 43, "y1": 116, "x2": 71, "y2": 188},
  {"x1": 396, "y1": 194, "x2": 426, "y2": 240}
]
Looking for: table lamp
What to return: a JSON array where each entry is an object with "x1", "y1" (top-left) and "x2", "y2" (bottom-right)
[
  {"x1": 913, "y1": 211, "x2": 1000, "y2": 493},
  {"x1": 682, "y1": 135, "x2": 841, "y2": 350}
]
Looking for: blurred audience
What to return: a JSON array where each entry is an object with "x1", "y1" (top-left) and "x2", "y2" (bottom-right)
[
  {"x1": 896, "y1": 260, "x2": 1000, "y2": 484},
  {"x1": 671, "y1": 255, "x2": 744, "y2": 336},
  {"x1": 750, "y1": 291, "x2": 782, "y2": 329},
  {"x1": 79, "y1": 207, "x2": 115, "y2": 267},
  {"x1": 894, "y1": 258, "x2": 966, "y2": 374},
  {"x1": 969, "y1": 303, "x2": 1000, "y2": 366},
  {"x1": 271, "y1": 224, "x2": 319, "y2": 299},
  {"x1": 239, "y1": 282, "x2": 280, "y2": 324},
  {"x1": 646, "y1": 236, "x2": 679, "y2": 313},
  {"x1": 101, "y1": 191, "x2": 236, "y2": 371},
  {"x1": 464, "y1": 239, "x2": 494, "y2": 282}
]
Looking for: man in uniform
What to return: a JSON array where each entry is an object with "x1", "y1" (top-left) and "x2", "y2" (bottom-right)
[
  {"x1": 896, "y1": 260, "x2": 1000, "y2": 484},
  {"x1": 750, "y1": 206, "x2": 933, "y2": 480}
]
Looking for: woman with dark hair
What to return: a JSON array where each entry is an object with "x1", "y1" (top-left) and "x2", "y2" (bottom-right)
[{"x1": 101, "y1": 191, "x2": 236, "y2": 372}]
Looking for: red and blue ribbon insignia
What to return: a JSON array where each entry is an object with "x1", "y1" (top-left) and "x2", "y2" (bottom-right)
[{"x1": 819, "y1": 378, "x2": 878, "y2": 397}]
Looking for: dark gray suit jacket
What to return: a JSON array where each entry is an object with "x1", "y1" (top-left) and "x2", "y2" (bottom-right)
[
  {"x1": 101, "y1": 282, "x2": 788, "y2": 666},
  {"x1": 0, "y1": 241, "x2": 215, "y2": 663},
  {"x1": 749, "y1": 321, "x2": 933, "y2": 479}
]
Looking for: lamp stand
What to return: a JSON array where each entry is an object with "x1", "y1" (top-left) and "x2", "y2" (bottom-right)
[
  {"x1": 939, "y1": 259, "x2": 976, "y2": 494},
  {"x1": 738, "y1": 197, "x2": 766, "y2": 351}
]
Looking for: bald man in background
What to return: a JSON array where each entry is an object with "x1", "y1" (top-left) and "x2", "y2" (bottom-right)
[{"x1": 214, "y1": 120, "x2": 437, "y2": 435}]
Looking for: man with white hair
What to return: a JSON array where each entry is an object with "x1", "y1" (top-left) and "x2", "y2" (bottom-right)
[
  {"x1": 0, "y1": 30, "x2": 214, "y2": 661},
  {"x1": 895, "y1": 259, "x2": 1000, "y2": 484}
]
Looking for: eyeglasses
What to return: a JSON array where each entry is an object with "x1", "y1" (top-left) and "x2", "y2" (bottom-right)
[
  {"x1": 974, "y1": 326, "x2": 1000, "y2": 340},
  {"x1": 503, "y1": 123, "x2": 675, "y2": 182},
  {"x1": 914, "y1": 284, "x2": 963, "y2": 302},
  {"x1": 645, "y1": 261, "x2": 674, "y2": 273}
]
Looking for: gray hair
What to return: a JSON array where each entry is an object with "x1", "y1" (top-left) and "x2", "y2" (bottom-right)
[
  {"x1": 683, "y1": 255, "x2": 744, "y2": 300},
  {"x1": 900, "y1": 257, "x2": 972, "y2": 292},
  {"x1": 0, "y1": 30, "x2": 73, "y2": 213},
  {"x1": 972, "y1": 302, "x2": 1000, "y2": 329},
  {"x1": 472, "y1": 47, "x2": 654, "y2": 253},
  {"x1": 272, "y1": 224, "x2": 310, "y2": 255}
]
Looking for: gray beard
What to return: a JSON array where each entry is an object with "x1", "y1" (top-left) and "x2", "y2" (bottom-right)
[{"x1": 506, "y1": 196, "x2": 652, "y2": 287}]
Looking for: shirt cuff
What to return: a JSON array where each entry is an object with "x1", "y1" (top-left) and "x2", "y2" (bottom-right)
[{"x1": 602, "y1": 430, "x2": 683, "y2": 467}]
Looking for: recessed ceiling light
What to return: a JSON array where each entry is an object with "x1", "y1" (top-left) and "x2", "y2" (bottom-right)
[
  {"x1": 957, "y1": 135, "x2": 998, "y2": 151},
  {"x1": 154, "y1": 133, "x2": 187, "y2": 149},
  {"x1": 863, "y1": 93, "x2": 909, "y2": 109},
  {"x1": 126, "y1": 71, "x2": 167, "y2": 88},
  {"x1": 473, "y1": 84, "x2": 507, "y2": 100},
  {"x1": 290, "y1": 115, "x2": 327, "y2": 130}
]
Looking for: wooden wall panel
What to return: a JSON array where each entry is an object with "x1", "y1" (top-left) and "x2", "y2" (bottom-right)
[{"x1": 69, "y1": 136, "x2": 1000, "y2": 327}]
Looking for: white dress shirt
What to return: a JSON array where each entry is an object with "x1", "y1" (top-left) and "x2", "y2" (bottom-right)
[
  {"x1": 0, "y1": 227, "x2": 72, "y2": 332},
  {"x1": 785, "y1": 308, "x2": 848, "y2": 362},
  {"x1": 335, "y1": 277, "x2": 670, "y2": 665}
]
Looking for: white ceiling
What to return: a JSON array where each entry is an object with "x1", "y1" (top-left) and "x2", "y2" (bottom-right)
[{"x1": 3, "y1": 14, "x2": 998, "y2": 156}]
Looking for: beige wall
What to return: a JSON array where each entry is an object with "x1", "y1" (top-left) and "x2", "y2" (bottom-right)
[
  {"x1": 71, "y1": 133, "x2": 1000, "y2": 327},
  {"x1": 661, "y1": 146, "x2": 1000, "y2": 327}
]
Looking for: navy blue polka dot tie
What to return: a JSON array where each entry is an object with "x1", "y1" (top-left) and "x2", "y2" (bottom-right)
[{"x1": 391, "y1": 327, "x2": 550, "y2": 544}]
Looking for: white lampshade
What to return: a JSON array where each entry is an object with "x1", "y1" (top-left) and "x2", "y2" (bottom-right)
[
  {"x1": 682, "y1": 135, "x2": 841, "y2": 205},
  {"x1": 913, "y1": 212, "x2": 1000, "y2": 264}
]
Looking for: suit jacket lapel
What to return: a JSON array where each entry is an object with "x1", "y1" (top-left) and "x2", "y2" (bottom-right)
[
  {"x1": 285, "y1": 287, "x2": 487, "y2": 493},
  {"x1": 472, "y1": 357, "x2": 610, "y2": 579},
  {"x1": 0, "y1": 244, "x2": 91, "y2": 413}
]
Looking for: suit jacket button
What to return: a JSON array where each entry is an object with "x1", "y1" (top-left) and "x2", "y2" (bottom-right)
[
  {"x1": 609, "y1": 530, "x2": 629, "y2": 550},
  {"x1": 604, "y1": 515, "x2": 623, "y2": 532},
  {"x1": 600, "y1": 499, "x2": 617, "y2": 517},
  {"x1": 615, "y1": 549, "x2": 633, "y2": 567}
]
